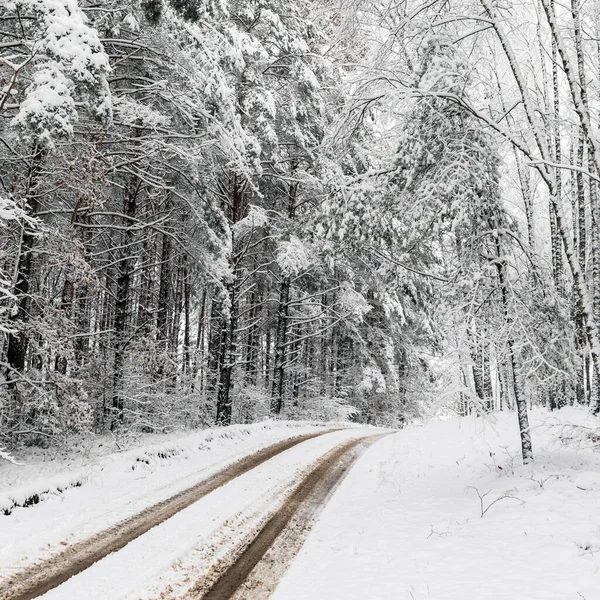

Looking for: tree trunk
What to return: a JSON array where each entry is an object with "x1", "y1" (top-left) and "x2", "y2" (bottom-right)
[
  {"x1": 170, "y1": 262, "x2": 184, "y2": 359},
  {"x1": 54, "y1": 278, "x2": 74, "y2": 375},
  {"x1": 572, "y1": 0, "x2": 600, "y2": 412},
  {"x1": 111, "y1": 181, "x2": 140, "y2": 430},
  {"x1": 216, "y1": 280, "x2": 238, "y2": 424},
  {"x1": 156, "y1": 230, "x2": 172, "y2": 346},
  {"x1": 184, "y1": 267, "x2": 191, "y2": 377},
  {"x1": 193, "y1": 289, "x2": 207, "y2": 392},
  {"x1": 271, "y1": 275, "x2": 290, "y2": 414},
  {"x1": 5, "y1": 147, "x2": 44, "y2": 380},
  {"x1": 215, "y1": 173, "x2": 247, "y2": 424},
  {"x1": 551, "y1": 15, "x2": 564, "y2": 292},
  {"x1": 491, "y1": 223, "x2": 533, "y2": 463}
]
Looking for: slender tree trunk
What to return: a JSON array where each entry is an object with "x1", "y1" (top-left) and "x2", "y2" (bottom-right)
[
  {"x1": 5, "y1": 147, "x2": 44, "y2": 380},
  {"x1": 482, "y1": 340, "x2": 493, "y2": 411},
  {"x1": 574, "y1": 134, "x2": 588, "y2": 405},
  {"x1": 215, "y1": 174, "x2": 247, "y2": 424},
  {"x1": 470, "y1": 332, "x2": 485, "y2": 407},
  {"x1": 264, "y1": 327, "x2": 272, "y2": 390},
  {"x1": 270, "y1": 181, "x2": 299, "y2": 414},
  {"x1": 170, "y1": 262, "x2": 184, "y2": 358},
  {"x1": 491, "y1": 222, "x2": 533, "y2": 463},
  {"x1": 515, "y1": 154, "x2": 535, "y2": 250},
  {"x1": 551, "y1": 23, "x2": 564, "y2": 292},
  {"x1": 572, "y1": 0, "x2": 600, "y2": 411},
  {"x1": 111, "y1": 181, "x2": 140, "y2": 430},
  {"x1": 184, "y1": 267, "x2": 191, "y2": 376},
  {"x1": 216, "y1": 279, "x2": 238, "y2": 424},
  {"x1": 54, "y1": 278, "x2": 74, "y2": 375},
  {"x1": 320, "y1": 293, "x2": 329, "y2": 394},
  {"x1": 156, "y1": 229, "x2": 172, "y2": 347},
  {"x1": 292, "y1": 324, "x2": 304, "y2": 405},
  {"x1": 271, "y1": 275, "x2": 290, "y2": 414},
  {"x1": 193, "y1": 289, "x2": 206, "y2": 392},
  {"x1": 467, "y1": 326, "x2": 492, "y2": 411}
]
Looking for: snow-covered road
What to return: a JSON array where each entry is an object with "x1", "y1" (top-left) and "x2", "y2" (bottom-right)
[
  {"x1": 1, "y1": 425, "x2": 384, "y2": 600},
  {"x1": 40, "y1": 428, "x2": 379, "y2": 600},
  {"x1": 0, "y1": 422, "x2": 337, "y2": 581}
]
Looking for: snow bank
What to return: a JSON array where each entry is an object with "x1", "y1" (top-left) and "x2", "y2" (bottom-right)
[
  {"x1": 0, "y1": 420, "x2": 342, "y2": 516},
  {"x1": 1, "y1": 473, "x2": 84, "y2": 516},
  {"x1": 273, "y1": 407, "x2": 600, "y2": 600}
]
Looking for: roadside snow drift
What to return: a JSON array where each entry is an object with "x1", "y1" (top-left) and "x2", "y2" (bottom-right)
[{"x1": 272, "y1": 407, "x2": 600, "y2": 600}]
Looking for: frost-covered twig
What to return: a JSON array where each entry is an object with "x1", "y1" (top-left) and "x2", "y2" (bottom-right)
[
  {"x1": 529, "y1": 474, "x2": 560, "y2": 489},
  {"x1": 467, "y1": 486, "x2": 520, "y2": 517}
]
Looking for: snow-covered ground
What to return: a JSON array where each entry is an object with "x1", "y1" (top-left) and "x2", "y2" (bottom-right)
[
  {"x1": 4, "y1": 409, "x2": 599, "y2": 600},
  {"x1": 272, "y1": 407, "x2": 600, "y2": 600},
  {"x1": 0, "y1": 420, "x2": 346, "y2": 581}
]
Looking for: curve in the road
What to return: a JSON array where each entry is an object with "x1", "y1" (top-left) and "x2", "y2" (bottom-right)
[
  {"x1": 0, "y1": 429, "x2": 337, "y2": 600},
  {"x1": 198, "y1": 432, "x2": 391, "y2": 600}
]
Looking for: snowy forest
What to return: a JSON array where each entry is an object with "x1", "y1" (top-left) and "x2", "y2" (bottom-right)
[{"x1": 2, "y1": 0, "x2": 600, "y2": 463}]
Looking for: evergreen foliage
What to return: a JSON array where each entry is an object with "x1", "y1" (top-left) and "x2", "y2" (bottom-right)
[{"x1": 2, "y1": 0, "x2": 600, "y2": 464}]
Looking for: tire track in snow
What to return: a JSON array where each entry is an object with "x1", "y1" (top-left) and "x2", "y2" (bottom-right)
[
  {"x1": 192, "y1": 432, "x2": 391, "y2": 600},
  {"x1": 0, "y1": 430, "x2": 335, "y2": 600}
]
